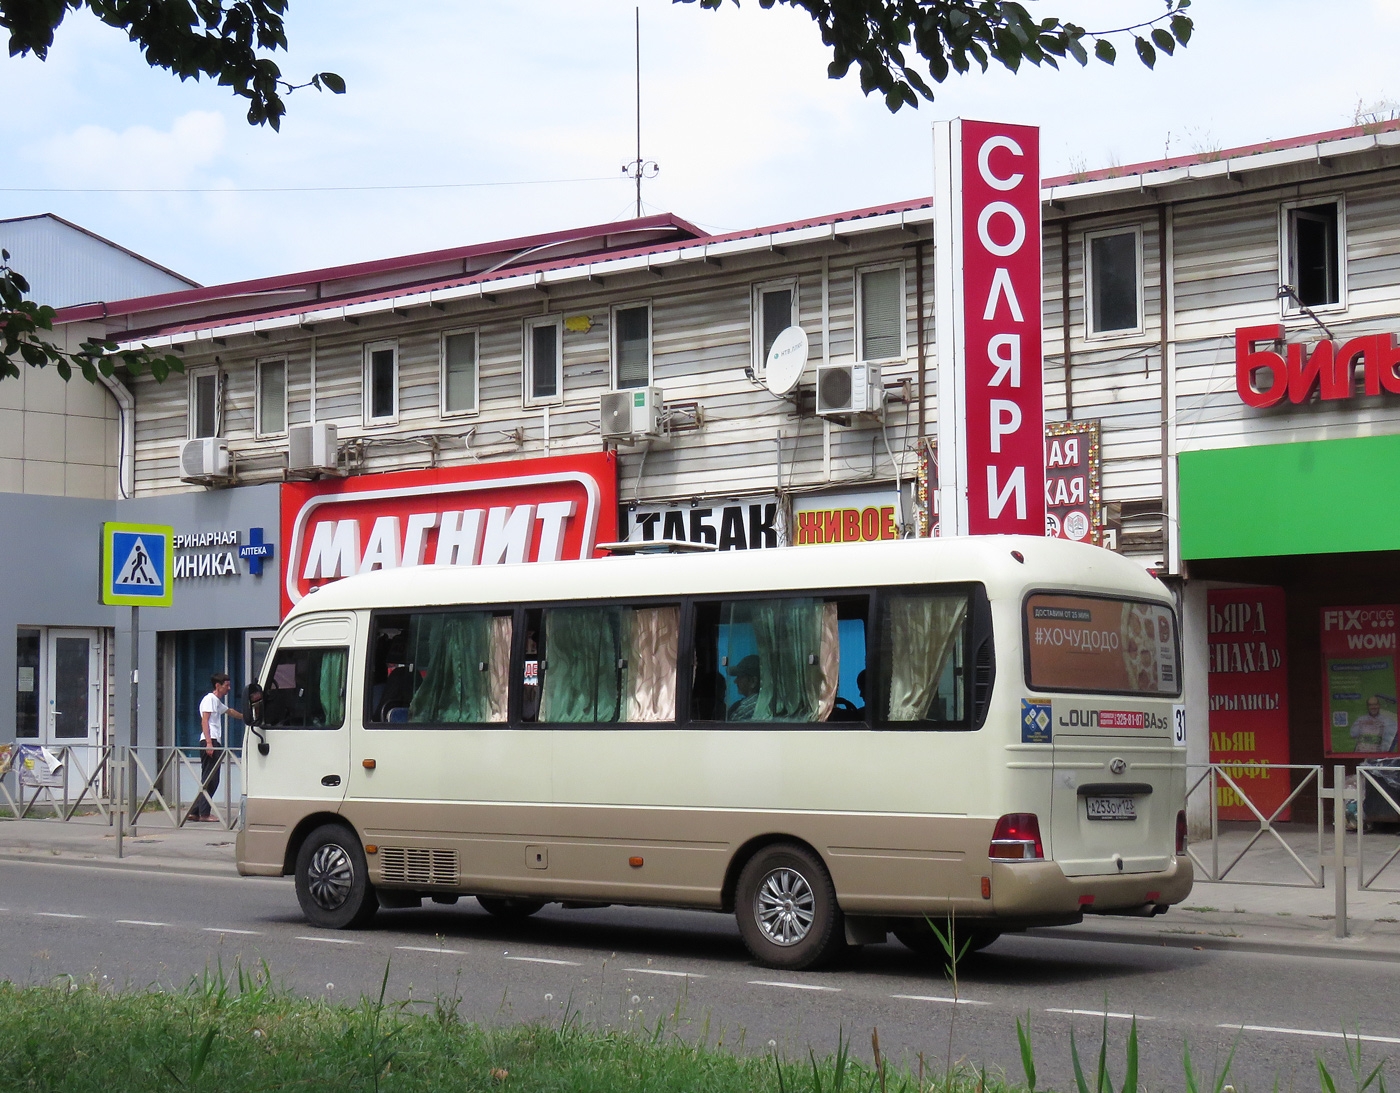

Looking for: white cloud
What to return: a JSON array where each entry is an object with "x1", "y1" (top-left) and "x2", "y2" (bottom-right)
[{"x1": 27, "y1": 111, "x2": 227, "y2": 190}]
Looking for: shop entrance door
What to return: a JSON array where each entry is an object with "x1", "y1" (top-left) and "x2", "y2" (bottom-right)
[{"x1": 43, "y1": 629, "x2": 103, "y2": 753}]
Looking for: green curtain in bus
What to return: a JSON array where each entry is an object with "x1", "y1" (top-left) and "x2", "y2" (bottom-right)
[
  {"x1": 541, "y1": 607, "x2": 622, "y2": 722},
  {"x1": 748, "y1": 598, "x2": 828, "y2": 722},
  {"x1": 318, "y1": 648, "x2": 347, "y2": 727},
  {"x1": 886, "y1": 596, "x2": 966, "y2": 721},
  {"x1": 409, "y1": 612, "x2": 496, "y2": 723}
]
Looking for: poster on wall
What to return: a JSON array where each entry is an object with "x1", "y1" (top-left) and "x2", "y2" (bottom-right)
[
  {"x1": 1044, "y1": 421, "x2": 1102, "y2": 546},
  {"x1": 1321, "y1": 605, "x2": 1400, "y2": 757},
  {"x1": 1207, "y1": 588, "x2": 1292, "y2": 821}
]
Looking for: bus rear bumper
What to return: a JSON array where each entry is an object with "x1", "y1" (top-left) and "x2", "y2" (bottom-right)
[{"x1": 989, "y1": 856, "x2": 1194, "y2": 921}]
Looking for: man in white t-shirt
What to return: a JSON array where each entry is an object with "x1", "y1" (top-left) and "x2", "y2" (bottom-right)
[
  {"x1": 1351, "y1": 695, "x2": 1399, "y2": 753},
  {"x1": 190, "y1": 673, "x2": 244, "y2": 822}
]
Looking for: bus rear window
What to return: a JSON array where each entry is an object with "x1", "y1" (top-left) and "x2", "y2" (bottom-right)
[{"x1": 1025, "y1": 594, "x2": 1179, "y2": 696}]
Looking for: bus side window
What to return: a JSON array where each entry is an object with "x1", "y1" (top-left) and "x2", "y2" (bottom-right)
[
  {"x1": 531, "y1": 604, "x2": 680, "y2": 724},
  {"x1": 691, "y1": 596, "x2": 867, "y2": 724},
  {"x1": 876, "y1": 590, "x2": 969, "y2": 727},
  {"x1": 369, "y1": 610, "x2": 511, "y2": 726},
  {"x1": 262, "y1": 646, "x2": 348, "y2": 729}
]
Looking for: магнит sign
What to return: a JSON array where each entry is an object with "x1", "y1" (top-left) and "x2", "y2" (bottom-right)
[{"x1": 280, "y1": 453, "x2": 617, "y2": 614}]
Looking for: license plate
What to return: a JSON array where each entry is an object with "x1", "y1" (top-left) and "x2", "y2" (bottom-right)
[{"x1": 1086, "y1": 796, "x2": 1136, "y2": 821}]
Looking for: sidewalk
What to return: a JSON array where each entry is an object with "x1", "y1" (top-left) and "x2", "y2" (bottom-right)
[{"x1": 2, "y1": 817, "x2": 1399, "y2": 959}]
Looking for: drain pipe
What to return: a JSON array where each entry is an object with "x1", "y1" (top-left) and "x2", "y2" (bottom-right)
[{"x1": 99, "y1": 372, "x2": 135, "y2": 499}]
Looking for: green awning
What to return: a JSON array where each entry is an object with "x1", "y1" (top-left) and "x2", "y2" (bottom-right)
[{"x1": 1179, "y1": 433, "x2": 1400, "y2": 560}]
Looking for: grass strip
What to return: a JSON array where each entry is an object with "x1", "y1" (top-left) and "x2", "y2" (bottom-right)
[{"x1": 0, "y1": 970, "x2": 1015, "y2": 1093}]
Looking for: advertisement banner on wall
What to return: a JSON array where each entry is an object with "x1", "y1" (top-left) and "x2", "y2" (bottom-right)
[
  {"x1": 793, "y1": 490, "x2": 902, "y2": 545},
  {"x1": 1208, "y1": 588, "x2": 1292, "y2": 821},
  {"x1": 1044, "y1": 421, "x2": 1102, "y2": 546},
  {"x1": 281, "y1": 453, "x2": 617, "y2": 615},
  {"x1": 618, "y1": 494, "x2": 782, "y2": 551},
  {"x1": 1321, "y1": 604, "x2": 1400, "y2": 757}
]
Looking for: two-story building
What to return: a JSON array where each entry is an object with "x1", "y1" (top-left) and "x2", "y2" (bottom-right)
[{"x1": 31, "y1": 119, "x2": 1400, "y2": 826}]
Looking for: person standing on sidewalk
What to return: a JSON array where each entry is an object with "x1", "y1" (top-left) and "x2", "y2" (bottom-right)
[{"x1": 191, "y1": 673, "x2": 243, "y2": 822}]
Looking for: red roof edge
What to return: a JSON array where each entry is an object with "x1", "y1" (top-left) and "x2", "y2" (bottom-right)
[
  {"x1": 1043, "y1": 118, "x2": 1400, "y2": 188},
  {"x1": 55, "y1": 212, "x2": 706, "y2": 325}
]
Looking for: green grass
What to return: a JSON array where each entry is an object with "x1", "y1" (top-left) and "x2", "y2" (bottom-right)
[{"x1": 0, "y1": 965, "x2": 1014, "y2": 1093}]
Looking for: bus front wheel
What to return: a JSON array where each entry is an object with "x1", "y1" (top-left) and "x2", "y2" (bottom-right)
[
  {"x1": 295, "y1": 825, "x2": 378, "y2": 929},
  {"x1": 735, "y1": 843, "x2": 845, "y2": 970}
]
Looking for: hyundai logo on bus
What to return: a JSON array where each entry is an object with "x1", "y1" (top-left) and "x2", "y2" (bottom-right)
[
  {"x1": 281, "y1": 454, "x2": 618, "y2": 610},
  {"x1": 934, "y1": 119, "x2": 1045, "y2": 537}
]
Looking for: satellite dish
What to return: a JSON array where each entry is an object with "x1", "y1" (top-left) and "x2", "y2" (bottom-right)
[{"x1": 764, "y1": 326, "x2": 808, "y2": 396}]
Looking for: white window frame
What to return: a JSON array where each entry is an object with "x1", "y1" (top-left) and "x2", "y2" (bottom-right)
[
  {"x1": 254, "y1": 356, "x2": 288, "y2": 438},
  {"x1": 1280, "y1": 194, "x2": 1347, "y2": 316},
  {"x1": 187, "y1": 365, "x2": 223, "y2": 439},
  {"x1": 854, "y1": 262, "x2": 907, "y2": 362},
  {"x1": 523, "y1": 314, "x2": 564, "y2": 406},
  {"x1": 439, "y1": 327, "x2": 481, "y2": 418},
  {"x1": 611, "y1": 301, "x2": 653, "y2": 390},
  {"x1": 1083, "y1": 225, "x2": 1145, "y2": 339},
  {"x1": 751, "y1": 279, "x2": 798, "y2": 375},
  {"x1": 362, "y1": 339, "x2": 399, "y2": 426}
]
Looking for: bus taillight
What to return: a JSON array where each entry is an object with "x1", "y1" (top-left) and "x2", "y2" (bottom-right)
[
  {"x1": 990, "y1": 813, "x2": 1044, "y2": 861},
  {"x1": 1176, "y1": 810, "x2": 1187, "y2": 854}
]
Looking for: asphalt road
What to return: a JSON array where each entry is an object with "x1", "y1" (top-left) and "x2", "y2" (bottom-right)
[{"x1": 1, "y1": 856, "x2": 1397, "y2": 1090}]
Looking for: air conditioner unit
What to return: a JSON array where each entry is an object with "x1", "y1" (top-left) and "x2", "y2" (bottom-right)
[
  {"x1": 600, "y1": 387, "x2": 664, "y2": 443},
  {"x1": 179, "y1": 437, "x2": 232, "y2": 483},
  {"x1": 288, "y1": 422, "x2": 340, "y2": 475},
  {"x1": 816, "y1": 362, "x2": 883, "y2": 420}
]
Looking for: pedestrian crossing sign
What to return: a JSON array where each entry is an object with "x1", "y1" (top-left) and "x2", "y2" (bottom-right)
[{"x1": 101, "y1": 522, "x2": 174, "y2": 606}]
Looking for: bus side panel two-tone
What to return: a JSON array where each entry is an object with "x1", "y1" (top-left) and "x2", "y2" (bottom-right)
[{"x1": 236, "y1": 536, "x2": 1192, "y2": 967}]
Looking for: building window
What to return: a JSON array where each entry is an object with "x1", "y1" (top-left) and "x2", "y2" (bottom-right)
[
  {"x1": 189, "y1": 369, "x2": 221, "y2": 438},
  {"x1": 441, "y1": 329, "x2": 479, "y2": 416},
  {"x1": 857, "y1": 265, "x2": 905, "y2": 360},
  {"x1": 1282, "y1": 198, "x2": 1343, "y2": 310},
  {"x1": 1083, "y1": 228, "x2": 1142, "y2": 336},
  {"x1": 525, "y1": 316, "x2": 562, "y2": 404},
  {"x1": 613, "y1": 303, "x2": 651, "y2": 389},
  {"x1": 363, "y1": 340, "x2": 398, "y2": 424},
  {"x1": 256, "y1": 358, "x2": 287, "y2": 436},
  {"x1": 752, "y1": 280, "x2": 796, "y2": 372}
]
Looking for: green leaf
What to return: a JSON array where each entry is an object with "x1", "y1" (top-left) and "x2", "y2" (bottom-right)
[
  {"x1": 1319, "y1": 1058, "x2": 1338, "y2": 1093},
  {"x1": 1171, "y1": 14, "x2": 1193, "y2": 44},
  {"x1": 1070, "y1": 1029, "x2": 1091, "y2": 1093},
  {"x1": 1094, "y1": 38, "x2": 1116, "y2": 64},
  {"x1": 1151, "y1": 27, "x2": 1176, "y2": 55},
  {"x1": 1016, "y1": 1014, "x2": 1038, "y2": 1093},
  {"x1": 1123, "y1": 1017, "x2": 1139, "y2": 1093},
  {"x1": 317, "y1": 71, "x2": 345, "y2": 94},
  {"x1": 1134, "y1": 36, "x2": 1156, "y2": 68}
]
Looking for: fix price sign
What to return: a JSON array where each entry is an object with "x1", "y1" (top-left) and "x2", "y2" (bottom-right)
[{"x1": 934, "y1": 119, "x2": 1045, "y2": 536}]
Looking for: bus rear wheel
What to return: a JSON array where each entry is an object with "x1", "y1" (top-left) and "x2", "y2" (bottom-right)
[
  {"x1": 477, "y1": 896, "x2": 545, "y2": 920},
  {"x1": 295, "y1": 825, "x2": 378, "y2": 929},
  {"x1": 735, "y1": 843, "x2": 845, "y2": 970},
  {"x1": 892, "y1": 918, "x2": 1000, "y2": 957}
]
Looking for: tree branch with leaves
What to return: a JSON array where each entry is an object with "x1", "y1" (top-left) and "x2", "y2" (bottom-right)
[
  {"x1": 0, "y1": 249, "x2": 185, "y2": 383},
  {"x1": 682, "y1": 0, "x2": 1193, "y2": 111}
]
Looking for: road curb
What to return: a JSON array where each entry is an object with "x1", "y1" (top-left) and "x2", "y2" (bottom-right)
[
  {"x1": 0, "y1": 849, "x2": 241, "y2": 878},
  {"x1": 1027, "y1": 924, "x2": 1400, "y2": 962}
]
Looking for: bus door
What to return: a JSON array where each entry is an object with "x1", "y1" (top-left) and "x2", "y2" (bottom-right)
[
  {"x1": 245, "y1": 614, "x2": 355, "y2": 820},
  {"x1": 1025, "y1": 594, "x2": 1182, "y2": 877}
]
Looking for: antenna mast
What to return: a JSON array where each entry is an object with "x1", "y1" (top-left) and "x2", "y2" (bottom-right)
[{"x1": 621, "y1": 5, "x2": 658, "y2": 219}]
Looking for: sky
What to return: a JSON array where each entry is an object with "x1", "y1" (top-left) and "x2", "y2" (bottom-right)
[{"x1": 3, "y1": 1, "x2": 1399, "y2": 288}]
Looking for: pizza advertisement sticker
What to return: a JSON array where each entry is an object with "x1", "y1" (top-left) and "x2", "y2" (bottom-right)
[{"x1": 1025, "y1": 594, "x2": 1179, "y2": 696}]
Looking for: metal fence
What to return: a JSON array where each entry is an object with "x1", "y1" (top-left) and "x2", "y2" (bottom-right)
[
  {"x1": 1185, "y1": 762, "x2": 1326, "y2": 887},
  {"x1": 0, "y1": 743, "x2": 242, "y2": 834},
  {"x1": 1358, "y1": 762, "x2": 1400, "y2": 893}
]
